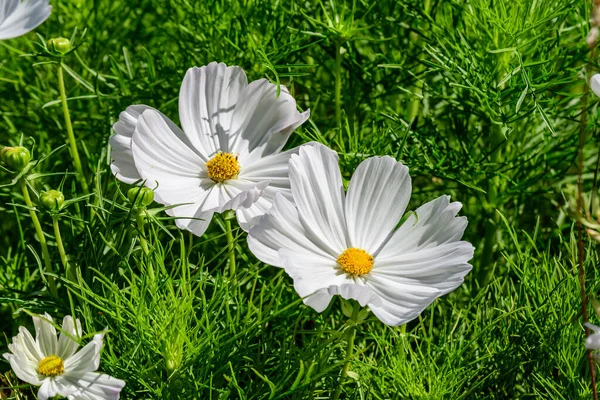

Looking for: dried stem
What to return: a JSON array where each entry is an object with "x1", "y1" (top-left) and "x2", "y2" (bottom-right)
[{"x1": 578, "y1": 44, "x2": 598, "y2": 399}]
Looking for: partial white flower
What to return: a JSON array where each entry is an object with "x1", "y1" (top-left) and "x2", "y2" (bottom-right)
[
  {"x1": 0, "y1": 0, "x2": 51, "y2": 40},
  {"x1": 110, "y1": 62, "x2": 310, "y2": 236},
  {"x1": 586, "y1": 323, "x2": 600, "y2": 350},
  {"x1": 592, "y1": 74, "x2": 600, "y2": 98},
  {"x1": 248, "y1": 144, "x2": 475, "y2": 326},
  {"x1": 3, "y1": 313, "x2": 125, "y2": 400}
]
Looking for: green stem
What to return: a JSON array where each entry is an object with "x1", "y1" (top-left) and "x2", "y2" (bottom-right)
[
  {"x1": 53, "y1": 216, "x2": 77, "y2": 284},
  {"x1": 19, "y1": 180, "x2": 57, "y2": 297},
  {"x1": 225, "y1": 218, "x2": 236, "y2": 278},
  {"x1": 58, "y1": 63, "x2": 89, "y2": 195},
  {"x1": 136, "y1": 209, "x2": 154, "y2": 282},
  {"x1": 332, "y1": 303, "x2": 359, "y2": 400},
  {"x1": 52, "y1": 217, "x2": 68, "y2": 269},
  {"x1": 406, "y1": 0, "x2": 431, "y2": 123},
  {"x1": 136, "y1": 211, "x2": 150, "y2": 256},
  {"x1": 334, "y1": 40, "x2": 343, "y2": 132}
]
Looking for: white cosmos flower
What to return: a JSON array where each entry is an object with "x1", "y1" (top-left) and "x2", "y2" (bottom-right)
[
  {"x1": 247, "y1": 144, "x2": 475, "y2": 326},
  {"x1": 3, "y1": 313, "x2": 125, "y2": 400},
  {"x1": 0, "y1": 0, "x2": 51, "y2": 40},
  {"x1": 585, "y1": 323, "x2": 600, "y2": 350},
  {"x1": 110, "y1": 61, "x2": 310, "y2": 236},
  {"x1": 592, "y1": 74, "x2": 600, "y2": 98}
]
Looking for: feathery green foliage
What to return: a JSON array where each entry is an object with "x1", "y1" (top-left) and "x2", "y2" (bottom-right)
[{"x1": 0, "y1": 0, "x2": 598, "y2": 398}]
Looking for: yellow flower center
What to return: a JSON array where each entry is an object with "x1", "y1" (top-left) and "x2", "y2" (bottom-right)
[
  {"x1": 37, "y1": 355, "x2": 64, "y2": 377},
  {"x1": 337, "y1": 248, "x2": 374, "y2": 276},
  {"x1": 206, "y1": 152, "x2": 240, "y2": 182}
]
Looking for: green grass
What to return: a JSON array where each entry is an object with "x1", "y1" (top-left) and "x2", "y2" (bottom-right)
[{"x1": 0, "y1": 0, "x2": 598, "y2": 398}]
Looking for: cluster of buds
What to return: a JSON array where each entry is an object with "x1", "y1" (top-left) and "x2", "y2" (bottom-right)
[
  {"x1": 1, "y1": 146, "x2": 31, "y2": 171},
  {"x1": 588, "y1": 0, "x2": 600, "y2": 48}
]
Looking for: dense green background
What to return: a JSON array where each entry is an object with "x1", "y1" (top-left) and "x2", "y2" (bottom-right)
[{"x1": 1, "y1": 0, "x2": 598, "y2": 398}]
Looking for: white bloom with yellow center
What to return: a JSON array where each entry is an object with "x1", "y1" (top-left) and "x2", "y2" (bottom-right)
[
  {"x1": 110, "y1": 62, "x2": 310, "y2": 236},
  {"x1": 0, "y1": 0, "x2": 51, "y2": 40},
  {"x1": 248, "y1": 144, "x2": 475, "y2": 326},
  {"x1": 3, "y1": 313, "x2": 125, "y2": 400}
]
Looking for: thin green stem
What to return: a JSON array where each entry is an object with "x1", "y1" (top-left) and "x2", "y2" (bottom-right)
[
  {"x1": 332, "y1": 303, "x2": 360, "y2": 400},
  {"x1": 225, "y1": 218, "x2": 236, "y2": 278},
  {"x1": 334, "y1": 40, "x2": 343, "y2": 132},
  {"x1": 58, "y1": 63, "x2": 89, "y2": 195},
  {"x1": 19, "y1": 179, "x2": 57, "y2": 297},
  {"x1": 136, "y1": 210, "x2": 154, "y2": 282},
  {"x1": 406, "y1": 0, "x2": 431, "y2": 123},
  {"x1": 136, "y1": 211, "x2": 150, "y2": 256},
  {"x1": 52, "y1": 216, "x2": 77, "y2": 284},
  {"x1": 52, "y1": 217, "x2": 68, "y2": 269}
]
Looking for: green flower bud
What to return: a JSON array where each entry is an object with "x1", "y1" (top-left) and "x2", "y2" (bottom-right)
[
  {"x1": 127, "y1": 187, "x2": 154, "y2": 207},
  {"x1": 47, "y1": 37, "x2": 71, "y2": 55},
  {"x1": 40, "y1": 190, "x2": 65, "y2": 212},
  {"x1": 1, "y1": 146, "x2": 31, "y2": 171}
]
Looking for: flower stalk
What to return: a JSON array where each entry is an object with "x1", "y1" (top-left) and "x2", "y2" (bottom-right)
[
  {"x1": 334, "y1": 40, "x2": 343, "y2": 132},
  {"x1": 57, "y1": 63, "x2": 89, "y2": 195},
  {"x1": 332, "y1": 302, "x2": 359, "y2": 400},
  {"x1": 19, "y1": 179, "x2": 57, "y2": 297},
  {"x1": 225, "y1": 216, "x2": 236, "y2": 278},
  {"x1": 52, "y1": 217, "x2": 67, "y2": 268}
]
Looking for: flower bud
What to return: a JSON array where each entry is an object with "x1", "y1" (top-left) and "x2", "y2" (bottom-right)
[
  {"x1": 1, "y1": 146, "x2": 31, "y2": 171},
  {"x1": 40, "y1": 190, "x2": 65, "y2": 212},
  {"x1": 127, "y1": 187, "x2": 154, "y2": 207},
  {"x1": 47, "y1": 37, "x2": 71, "y2": 55}
]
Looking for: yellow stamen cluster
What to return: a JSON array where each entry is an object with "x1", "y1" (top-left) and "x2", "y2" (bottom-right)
[
  {"x1": 37, "y1": 355, "x2": 64, "y2": 377},
  {"x1": 206, "y1": 152, "x2": 240, "y2": 182},
  {"x1": 337, "y1": 248, "x2": 374, "y2": 276}
]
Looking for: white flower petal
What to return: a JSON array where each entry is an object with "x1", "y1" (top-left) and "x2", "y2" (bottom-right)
[
  {"x1": 160, "y1": 178, "x2": 265, "y2": 237},
  {"x1": 216, "y1": 179, "x2": 268, "y2": 212},
  {"x1": 372, "y1": 242, "x2": 473, "y2": 295},
  {"x1": 58, "y1": 316, "x2": 81, "y2": 360},
  {"x1": 111, "y1": 104, "x2": 207, "y2": 185},
  {"x1": 376, "y1": 196, "x2": 469, "y2": 259},
  {"x1": 586, "y1": 323, "x2": 600, "y2": 350},
  {"x1": 17, "y1": 326, "x2": 44, "y2": 362},
  {"x1": 33, "y1": 313, "x2": 57, "y2": 356},
  {"x1": 179, "y1": 62, "x2": 248, "y2": 158},
  {"x1": 365, "y1": 275, "x2": 441, "y2": 326},
  {"x1": 0, "y1": 1, "x2": 19, "y2": 25},
  {"x1": 288, "y1": 144, "x2": 348, "y2": 254},
  {"x1": 277, "y1": 247, "x2": 381, "y2": 312},
  {"x1": 38, "y1": 378, "x2": 61, "y2": 400},
  {"x1": 236, "y1": 195, "x2": 277, "y2": 231},
  {"x1": 3, "y1": 351, "x2": 41, "y2": 385},
  {"x1": 63, "y1": 372, "x2": 126, "y2": 400},
  {"x1": 345, "y1": 156, "x2": 411, "y2": 254},
  {"x1": 0, "y1": 0, "x2": 51, "y2": 41},
  {"x1": 248, "y1": 193, "x2": 335, "y2": 266},
  {"x1": 237, "y1": 144, "x2": 317, "y2": 231},
  {"x1": 110, "y1": 105, "x2": 153, "y2": 184},
  {"x1": 303, "y1": 283, "x2": 381, "y2": 313},
  {"x1": 229, "y1": 80, "x2": 309, "y2": 163},
  {"x1": 131, "y1": 109, "x2": 206, "y2": 183},
  {"x1": 64, "y1": 334, "x2": 103, "y2": 374},
  {"x1": 165, "y1": 204, "x2": 214, "y2": 237},
  {"x1": 240, "y1": 146, "x2": 297, "y2": 190},
  {"x1": 592, "y1": 74, "x2": 600, "y2": 98}
]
